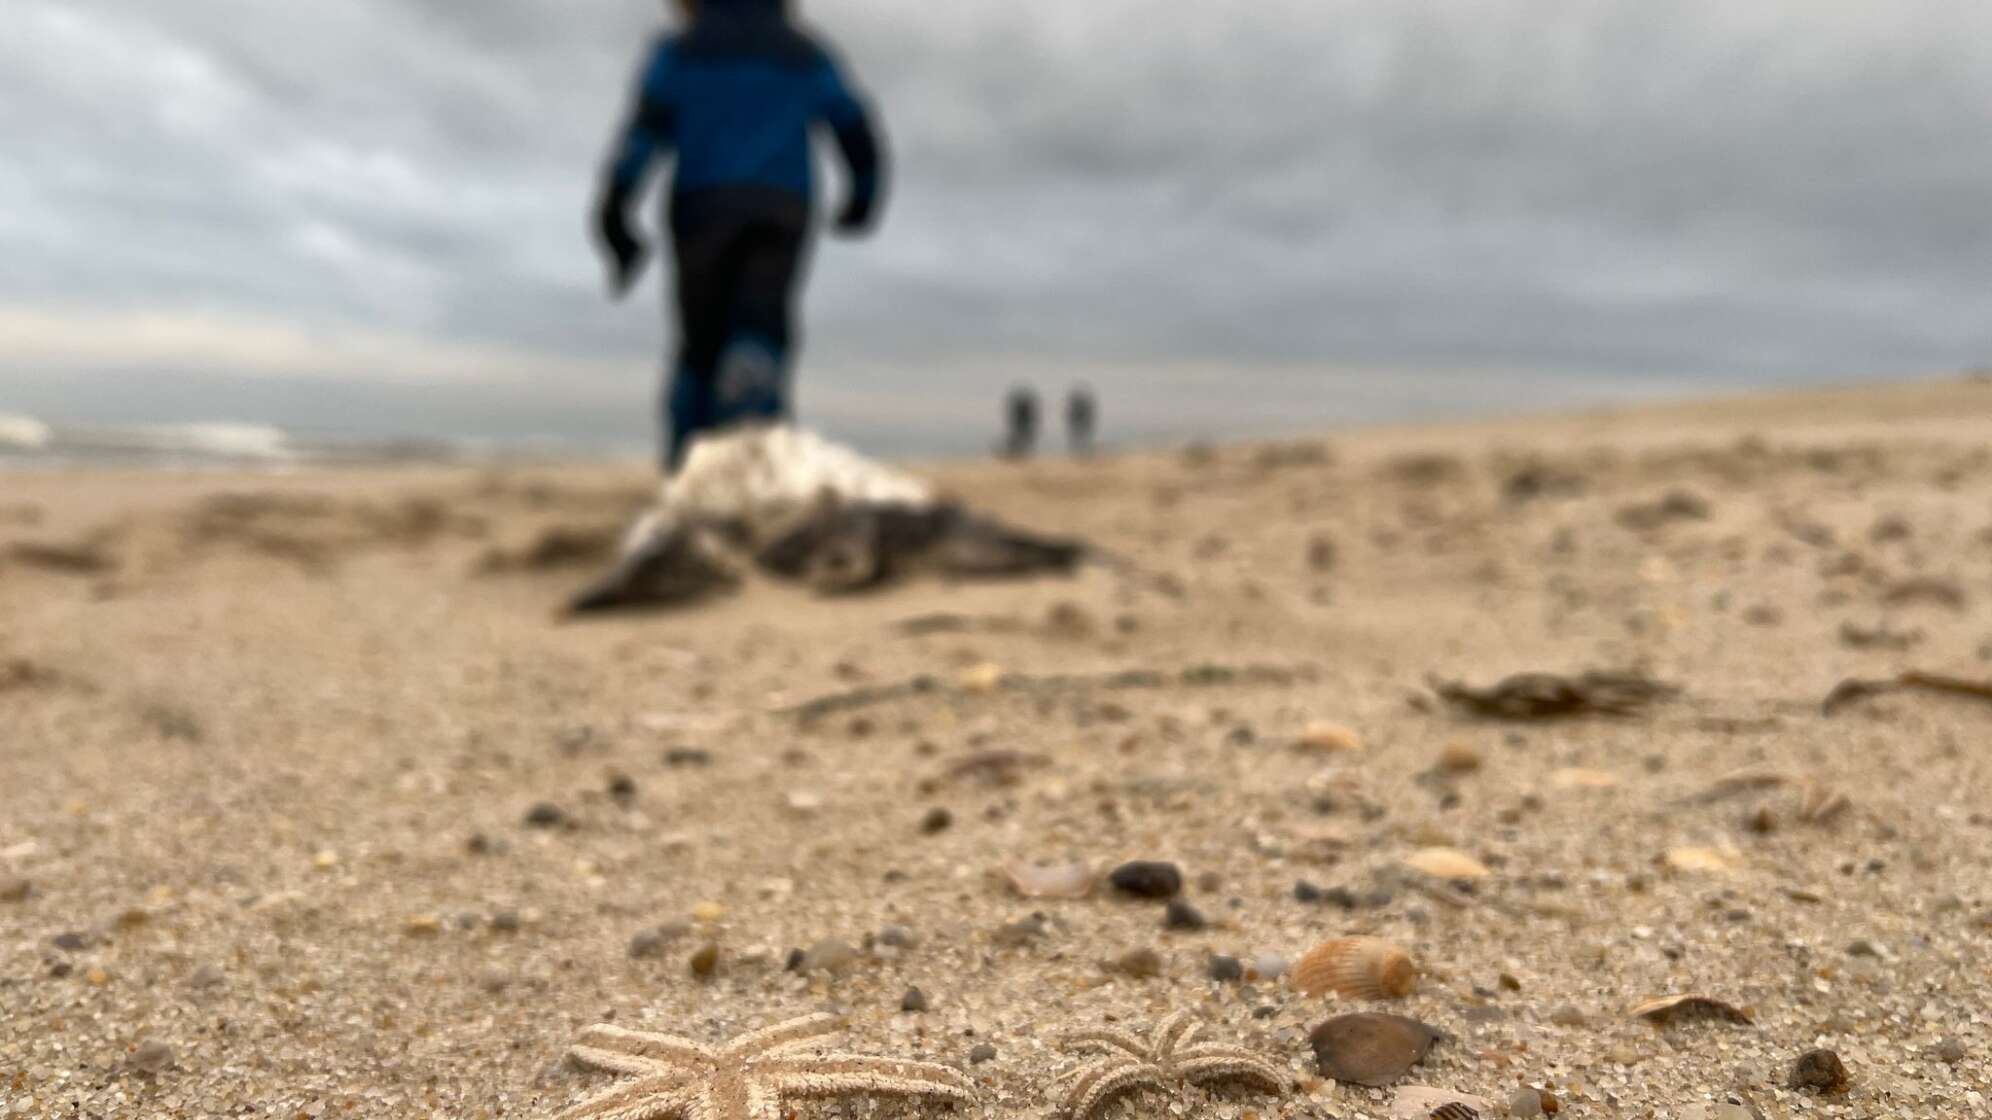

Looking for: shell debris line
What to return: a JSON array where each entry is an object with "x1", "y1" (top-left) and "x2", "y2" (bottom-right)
[{"x1": 6, "y1": 383, "x2": 1992, "y2": 1117}]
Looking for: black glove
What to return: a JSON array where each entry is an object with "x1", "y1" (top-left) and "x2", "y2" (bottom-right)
[
  {"x1": 594, "y1": 184, "x2": 650, "y2": 297},
  {"x1": 833, "y1": 196, "x2": 876, "y2": 238}
]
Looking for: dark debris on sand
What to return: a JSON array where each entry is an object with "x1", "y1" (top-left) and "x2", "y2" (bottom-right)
[{"x1": 1430, "y1": 670, "x2": 1681, "y2": 720}]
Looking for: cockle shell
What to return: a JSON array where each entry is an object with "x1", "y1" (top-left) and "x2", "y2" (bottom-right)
[
  {"x1": 1402, "y1": 847, "x2": 1492, "y2": 880},
  {"x1": 1294, "y1": 937, "x2": 1418, "y2": 1000}
]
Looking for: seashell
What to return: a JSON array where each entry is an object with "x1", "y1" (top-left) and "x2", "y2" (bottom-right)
[
  {"x1": 1630, "y1": 994, "x2": 1753, "y2": 1026},
  {"x1": 1549, "y1": 768, "x2": 1619, "y2": 790},
  {"x1": 1295, "y1": 937, "x2": 1418, "y2": 1000},
  {"x1": 959, "y1": 663, "x2": 1005, "y2": 694},
  {"x1": 1005, "y1": 861, "x2": 1095, "y2": 899},
  {"x1": 1663, "y1": 846, "x2": 1738, "y2": 874},
  {"x1": 1389, "y1": 1087, "x2": 1495, "y2": 1120},
  {"x1": 1403, "y1": 847, "x2": 1492, "y2": 880},
  {"x1": 1298, "y1": 721, "x2": 1365, "y2": 753},
  {"x1": 1309, "y1": 1013, "x2": 1442, "y2": 1087}
]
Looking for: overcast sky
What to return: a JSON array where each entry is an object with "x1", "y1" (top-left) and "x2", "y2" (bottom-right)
[{"x1": 5, "y1": 1, "x2": 1991, "y2": 453}]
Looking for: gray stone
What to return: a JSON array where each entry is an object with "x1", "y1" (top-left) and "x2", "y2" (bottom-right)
[
  {"x1": 129, "y1": 1039, "x2": 175, "y2": 1074},
  {"x1": 900, "y1": 987, "x2": 928, "y2": 1013},
  {"x1": 1206, "y1": 955, "x2": 1244, "y2": 983},
  {"x1": 968, "y1": 1043, "x2": 997, "y2": 1064},
  {"x1": 1506, "y1": 1087, "x2": 1545, "y2": 1118}
]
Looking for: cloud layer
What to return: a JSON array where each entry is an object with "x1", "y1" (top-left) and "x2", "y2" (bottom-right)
[{"x1": 6, "y1": 1, "x2": 1991, "y2": 450}]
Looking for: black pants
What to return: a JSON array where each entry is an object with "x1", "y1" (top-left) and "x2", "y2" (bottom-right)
[{"x1": 664, "y1": 189, "x2": 811, "y2": 469}]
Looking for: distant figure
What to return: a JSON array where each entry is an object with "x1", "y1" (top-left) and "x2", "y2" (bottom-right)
[
  {"x1": 594, "y1": 0, "x2": 888, "y2": 472},
  {"x1": 1066, "y1": 386, "x2": 1098, "y2": 457},
  {"x1": 1003, "y1": 385, "x2": 1040, "y2": 459}
]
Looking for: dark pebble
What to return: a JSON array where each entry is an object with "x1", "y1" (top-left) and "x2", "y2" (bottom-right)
[
  {"x1": 919, "y1": 807, "x2": 953, "y2": 834},
  {"x1": 968, "y1": 1043, "x2": 997, "y2": 1064},
  {"x1": 1109, "y1": 861, "x2": 1183, "y2": 899},
  {"x1": 629, "y1": 929, "x2": 668, "y2": 959},
  {"x1": 466, "y1": 833, "x2": 493, "y2": 855},
  {"x1": 52, "y1": 931, "x2": 87, "y2": 952},
  {"x1": 0, "y1": 877, "x2": 28, "y2": 903},
  {"x1": 1791, "y1": 1048, "x2": 1850, "y2": 1094},
  {"x1": 1116, "y1": 947, "x2": 1164, "y2": 978},
  {"x1": 1935, "y1": 1038, "x2": 1967, "y2": 1064},
  {"x1": 523, "y1": 802, "x2": 567, "y2": 829},
  {"x1": 665, "y1": 748, "x2": 712, "y2": 768},
  {"x1": 1207, "y1": 955, "x2": 1244, "y2": 982},
  {"x1": 1163, "y1": 899, "x2": 1208, "y2": 931},
  {"x1": 688, "y1": 943, "x2": 720, "y2": 979},
  {"x1": 900, "y1": 987, "x2": 929, "y2": 1013},
  {"x1": 607, "y1": 774, "x2": 638, "y2": 801},
  {"x1": 490, "y1": 910, "x2": 521, "y2": 933},
  {"x1": 784, "y1": 947, "x2": 807, "y2": 971}
]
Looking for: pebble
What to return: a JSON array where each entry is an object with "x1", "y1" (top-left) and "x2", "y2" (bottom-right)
[
  {"x1": 1308, "y1": 1013, "x2": 1441, "y2": 1087},
  {"x1": 52, "y1": 931, "x2": 87, "y2": 952},
  {"x1": 607, "y1": 774, "x2": 638, "y2": 801},
  {"x1": 1163, "y1": 899, "x2": 1208, "y2": 931},
  {"x1": 688, "y1": 943, "x2": 720, "y2": 979},
  {"x1": 665, "y1": 748, "x2": 713, "y2": 767},
  {"x1": 523, "y1": 802, "x2": 567, "y2": 829},
  {"x1": 1507, "y1": 1086, "x2": 1545, "y2": 1117},
  {"x1": 404, "y1": 914, "x2": 443, "y2": 937},
  {"x1": 629, "y1": 928, "x2": 670, "y2": 959},
  {"x1": 1115, "y1": 948, "x2": 1164, "y2": 978},
  {"x1": 900, "y1": 987, "x2": 929, "y2": 1013},
  {"x1": 1548, "y1": 1005, "x2": 1586, "y2": 1027},
  {"x1": 129, "y1": 1039, "x2": 175, "y2": 1074},
  {"x1": 1249, "y1": 954, "x2": 1290, "y2": 981},
  {"x1": 691, "y1": 901, "x2": 725, "y2": 924},
  {"x1": 1, "y1": 877, "x2": 30, "y2": 902},
  {"x1": 992, "y1": 915, "x2": 1047, "y2": 947},
  {"x1": 918, "y1": 807, "x2": 953, "y2": 834},
  {"x1": 1207, "y1": 955, "x2": 1244, "y2": 982},
  {"x1": 187, "y1": 963, "x2": 225, "y2": 990},
  {"x1": 1936, "y1": 1038, "x2": 1967, "y2": 1064},
  {"x1": 968, "y1": 1043, "x2": 998, "y2": 1064},
  {"x1": 1790, "y1": 1048, "x2": 1850, "y2": 1093},
  {"x1": 801, "y1": 938, "x2": 857, "y2": 973},
  {"x1": 490, "y1": 910, "x2": 522, "y2": 934},
  {"x1": 877, "y1": 924, "x2": 918, "y2": 949},
  {"x1": 1108, "y1": 861, "x2": 1183, "y2": 899},
  {"x1": 1846, "y1": 939, "x2": 1881, "y2": 958}
]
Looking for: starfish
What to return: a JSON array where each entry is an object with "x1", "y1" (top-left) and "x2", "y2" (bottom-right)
[
  {"x1": 556, "y1": 1012, "x2": 978, "y2": 1120},
  {"x1": 1054, "y1": 1010, "x2": 1290, "y2": 1119}
]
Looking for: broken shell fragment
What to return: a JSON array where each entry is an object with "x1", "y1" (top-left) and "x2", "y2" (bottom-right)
[
  {"x1": 1389, "y1": 1087, "x2": 1496, "y2": 1120},
  {"x1": 1403, "y1": 847, "x2": 1492, "y2": 880},
  {"x1": 1630, "y1": 994, "x2": 1753, "y2": 1027},
  {"x1": 1005, "y1": 861, "x2": 1096, "y2": 899},
  {"x1": 1548, "y1": 768, "x2": 1619, "y2": 790},
  {"x1": 1294, "y1": 937, "x2": 1418, "y2": 1000},
  {"x1": 1663, "y1": 846, "x2": 1739, "y2": 874}
]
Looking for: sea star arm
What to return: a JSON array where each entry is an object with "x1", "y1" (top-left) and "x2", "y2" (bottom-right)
[
  {"x1": 574, "y1": 1024, "x2": 715, "y2": 1071},
  {"x1": 762, "y1": 1054, "x2": 979, "y2": 1104},
  {"x1": 1151, "y1": 1010, "x2": 1202, "y2": 1064},
  {"x1": 1056, "y1": 1055, "x2": 1169, "y2": 1120},
  {"x1": 1060, "y1": 1027, "x2": 1152, "y2": 1061},
  {"x1": 723, "y1": 1012, "x2": 845, "y2": 1057},
  {"x1": 555, "y1": 1074, "x2": 702, "y2": 1120},
  {"x1": 1170, "y1": 1046, "x2": 1292, "y2": 1093}
]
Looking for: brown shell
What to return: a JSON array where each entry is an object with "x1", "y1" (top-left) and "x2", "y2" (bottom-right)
[
  {"x1": 1630, "y1": 994, "x2": 1754, "y2": 1026},
  {"x1": 1294, "y1": 937, "x2": 1418, "y2": 1000},
  {"x1": 1402, "y1": 847, "x2": 1492, "y2": 880},
  {"x1": 1298, "y1": 721, "x2": 1365, "y2": 753}
]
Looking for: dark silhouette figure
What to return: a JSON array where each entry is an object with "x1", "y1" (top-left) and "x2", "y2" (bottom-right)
[
  {"x1": 1066, "y1": 386, "x2": 1098, "y2": 457},
  {"x1": 1002, "y1": 385, "x2": 1040, "y2": 459},
  {"x1": 594, "y1": 0, "x2": 888, "y2": 471}
]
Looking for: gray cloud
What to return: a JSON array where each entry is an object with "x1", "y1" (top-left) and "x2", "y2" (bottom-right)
[{"x1": 4, "y1": 0, "x2": 1991, "y2": 452}]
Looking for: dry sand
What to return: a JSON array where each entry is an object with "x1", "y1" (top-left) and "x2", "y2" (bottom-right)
[{"x1": 4, "y1": 378, "x2": 1992, "y2": 1119}]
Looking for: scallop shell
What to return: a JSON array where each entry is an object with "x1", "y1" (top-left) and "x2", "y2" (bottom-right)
[
  {"x1": 1004, "y1": 861, "x2": 1095, "y2": 899},
  {"x1": 1298, "y1": 721, "x2": 1365, "y2": 753},
  {"x1": 1402, "y1": 847, "x2": 1492, "y2": 880},
  {"x1": 1549, "y1": 767, "x2": 1619, "y2": 790},
  {"x1": 1294, "y1": 937, "x2": 1418, "y2": 1000}
]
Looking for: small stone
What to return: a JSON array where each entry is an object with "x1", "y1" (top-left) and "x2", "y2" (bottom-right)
[
  {"x1": 1207, "y1": 955, "x2": 1244, "y2": 982},
  {"x1": 900, "y1": 987, "x2": 929, "y2": 1013},
  {"x1": 85, "y1": 966, "x2": 110, "y2": 986},
  {"x1": 1163, "y1": 899, "x2": 1207, "y2": 931},
  {"x1": 129, "y1": 1039, "x2": 175, "y2": 1074},
  {"x1": 1108, "y1": 861, "x2": 1183, "y2": 899},
  {"x1": 691, "y1": 901, "x2": 725, "y2": 924},
  {"x1": 1548, "y1": 1005, "x2": 1586, "y2": 1027},
  {"x1": 629, "y1": 929, "x2": 669, "y2": 959},
  {"x1": 52, "y1": 931, "x2": 87, "y2": 952},
  {"x1": 877, "y1": 924, "x2": 918, "y2": 949},
  {"x1": 1116, "y1": 947, "x2": 1164, "y2": 978},
  {"x1": 1, "y1": 877, "x2": 30, "y2": 902},
  {"x1": 489, "y1": 910, "x2": 522, "y2": 933},
  {"x1": 918, "y1": 807, "x2": 953, "y2": 834},
  {"x1": 1790, "y1": 1048, "x2": 1849, "y2": 1094},
  {"x1": 1195, "y1": 870, "x2": 1223, "y2": 893},
  {"x1": 404, "y1": 914, "x2": 443, "y2": 937},
  {"x1": 688, "y1": 942, "x2": 720, "y2": 979},
  {"x1": 465, "y1": 832, "x2": 493, "y2": 855},
  {"x1": 187, "y1": 963, "x2": 225, "y2": 990},
  {"x1": 666, "y1": 748, "x2": 712, "y2": 768},
  {"x1": 1498, "y1": 973, "x2": 1522, "y2": 992},
  {"x1": 523, "y1": 802, "x2": 567, "y2": 829},
  {"x1": 1935, "y1": 1038, "x2": 1967, "y2": 1064},
  {"x1": 801, "y1": 938, "x2": 857, "y2": 973},
  {"x1": 1249, "y1": 954, "x2": 1290, "y2": 981},
  {"x1": 1439, "y1": 742, "x2": 1483, "y2": 773},
  {"x1": 607, "y1": 774, "x2": 638, "y2": 801},
  {"x1": 1846, "y1": 939, "x2": 1881, "y2": 958},
  {"x1": 312, "y1": 850, "x2": 339, "y2": 871},
  {"x1": 992, "y1": 915, "x2": 1047, "y2": 947},
  {"x1": 968, "y1": 1043, "x2": 998, "y2": 1064},
  {"x1": 1507, "y1": 1086, "x2": 1546, "y2": 1118}
]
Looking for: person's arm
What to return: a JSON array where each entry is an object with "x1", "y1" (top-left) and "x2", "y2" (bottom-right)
[
  {"x1": 594, "y1": 42, "x2": 679, "y2": 296},
  {"x1": 814, "y1": 58, "x2": 888, "y2": 236}
]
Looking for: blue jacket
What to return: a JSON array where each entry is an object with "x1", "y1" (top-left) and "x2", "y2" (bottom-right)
[{"x1": 608, "y1": 0, "x2": 884, "y2": 222}]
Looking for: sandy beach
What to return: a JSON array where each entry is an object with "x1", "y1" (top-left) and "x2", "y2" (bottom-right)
[{"x1": 4, "y1": 378, "x2": 1992, "y2": 1119}]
